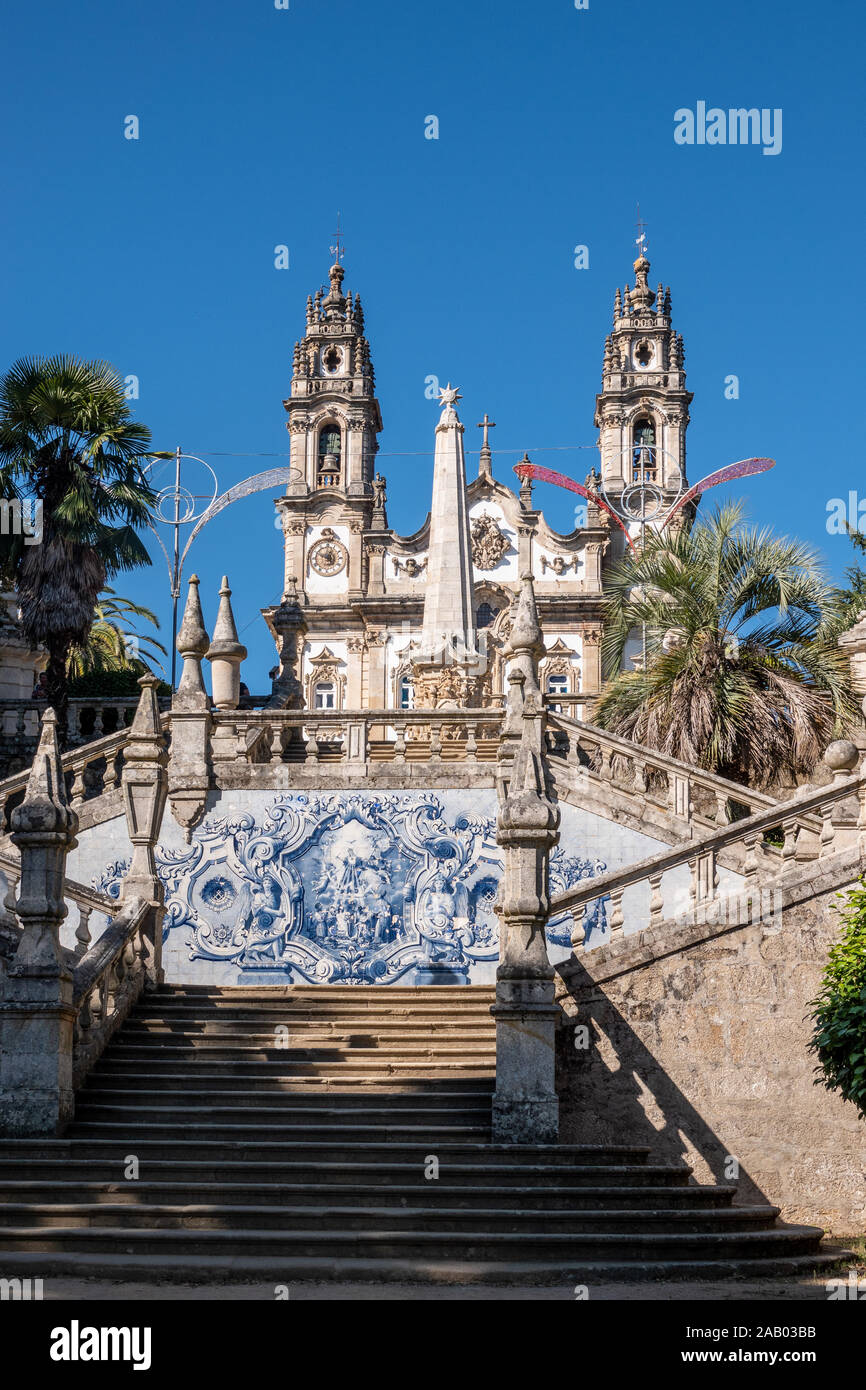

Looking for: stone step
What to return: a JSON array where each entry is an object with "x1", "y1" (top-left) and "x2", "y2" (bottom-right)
[
  {"x1": 138, "y1": 1011, "x2": 497, "y2": 1023},
  {"x1": 0, "y1": 1182, "x2": 737, "y2": 1210},
  {"x1": 74, "y1": 1103, "x2": 493, "y2": 1127},
  {"x1": 97, "y1": 1042, "x2": 498, "y2": 1059},
  {"x1": 0, "y1": 1159, "x2": 681, "y2": 1188},
  {"x1": 0, "y1": 1248, "x2": 840, "y2": 1285},
  {"x1": 5, "y1": 1134, "x2": 644, "y2": 1167},
  {"x1": 81, "y1": 1072, "x2": 495, "y2": 1094},
  {"x1": 89, "y1": 1059, "x2": 496, "y2": 1077},
  {"x1": 0, "y1": 1203, "x2": 782, "y2": 1235},
  {"x1": 0, "y1": 1223, "x2": 823, "y2": 1263},
  {"x1": 156, "y1": 986, "x2": 495, "y2": 1002},
  {"x1": 76, "y1": 1088, "x2": 494, "y2": 1110},
  {"x1": 118, "y1": 1021, "x2": 495, "y2": 1039},
  {"x1": 69, "y1": 1120, "x2": 493, "y2": 1141}
]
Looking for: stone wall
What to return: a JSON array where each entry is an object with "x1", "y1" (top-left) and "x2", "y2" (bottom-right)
[{"x1": 555, "y1": 849, "x2": 866, "y2": 1234}]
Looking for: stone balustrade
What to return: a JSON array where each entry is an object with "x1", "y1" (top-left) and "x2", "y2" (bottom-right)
[
  {"x1": 0, "y1": 697, "x2": 171, "y2": 778},
  {"x1": 549, "y1": 757, "x2": 864, "y2": 952},
  {"x1": 0, "y1": 714, "x2": 171, "y2": 835},
  {"x1": 0, "y1": 682, "x2": 167, "y2": 1134},
  {"x1": 71, "y1": 895, "x2": 154, "y2": 1088},
  {"x1": 215, "y1": 707, "x2": 505, "y2": 769}
]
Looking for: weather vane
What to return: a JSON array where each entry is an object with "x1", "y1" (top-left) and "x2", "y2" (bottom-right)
[
  {"x1": 330, "y1": 212, "x2": 345, "y2": 265},
  {"x1": 635, "y1": 203, "x2": 648, "y2": 258}
]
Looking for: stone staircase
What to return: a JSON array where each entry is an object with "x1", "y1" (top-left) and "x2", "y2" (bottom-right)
[{"x1": 0, "y1": 985, "x2": 836, "y2": 1284}]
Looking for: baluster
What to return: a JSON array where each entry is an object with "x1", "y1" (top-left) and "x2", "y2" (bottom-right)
[
  {"x1": 429, "y1": 721, "x2": 443, "y2": 760},
  {"x1": 70, "y1": 762, "x2": 87, "y2": 808},
  {"x1": 570, "y1": 903, "x2": 586, "y2": 950},
  {"x1": 715, "y1": 792, "x2": 729, "y2": 825},
  {"x1": 598, "y1": 744, "x2": 613, "y2": 781},
  {"x1": 93, "y1": 706, "x2": 104, "y2": 739},
  {"x1": 609, "y1": 888, "x2": 624, "y2": 938},
  {"x1": 631, "y1": 757, "x2": 648, "y2": 794},
  {"x1": 106, "y1": 748, "x2": 123, "y2": 791},
  {"x1": 671, "y1": 774, "x2": 691, "y2": 822},
  {"x1": 90, "y1": 980, "x2": 105, "y2": 1036},
  {"x1": 465, "y1": 725, "x2": 478, "y2": 763},
  {"x1": 819, "y1": 801, "x2": 836, "y2": 858},
  {"x1": 122, "y1": 932, "x2": 137, "y2": 976},
  {"x1": 648, "y1": 872, "x2": 664, "y2": 928},
  {"x1": 742, "y1": 831, "x2": 760, "y2": 884},
  {"x1": 67, "y1": 705, "x2": 81, "y2": 741},
  {"x1": 305, "y1": 725, "x2": 319, "y2": 762},
  {"x1": 781, "y1": 817, "x2": 798, "y2": 866},
  {"x1": 393, "y1": 723, "x2": 406, "y2": 763},
  {"x1": 74, "y1": 905, "x2": 92, "y2": 959}
]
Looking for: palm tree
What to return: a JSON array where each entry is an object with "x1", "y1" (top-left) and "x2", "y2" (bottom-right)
[
  {"x1": 67, "y1": 588, "x2": 166, "y2": 680},
  {"x1": 594, "y1": 503, "x2": 856, "y2": 788},
  {"x1": 0, "y1": 356, "x2": 156, "y2": 743}
]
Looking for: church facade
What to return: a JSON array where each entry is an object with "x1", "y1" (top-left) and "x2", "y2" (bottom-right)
[{"x1": 264, "y1": 251, "x2": 692, "y2": 716}]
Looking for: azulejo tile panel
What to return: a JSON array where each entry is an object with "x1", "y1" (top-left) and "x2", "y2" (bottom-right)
[{"x1": 93, "y1": 791, "x2": 609, "y2": 986}]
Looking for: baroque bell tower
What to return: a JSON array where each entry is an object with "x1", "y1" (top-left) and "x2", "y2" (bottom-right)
[
  {"x1": 276, "y1": 257, "x2": 384, "y2": 601},
  {"x1": 594, "y1": 251, "x2": 693, "y2": 534}
]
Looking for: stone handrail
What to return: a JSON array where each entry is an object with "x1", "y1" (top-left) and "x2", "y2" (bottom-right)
[
  {"x1": 71, "y1": 894, "x2": 153, "y2": 1087},
  {"x1": 548, "y1": 767, "x2": 863, "y2": 950},
  {"x1": 546, "y1": 709, "x2": 785, "y2": 830}
]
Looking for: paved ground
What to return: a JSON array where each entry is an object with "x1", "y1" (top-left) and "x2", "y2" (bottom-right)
[{"x1": 35, "y1": 1275, "x2": 857, "y2": 1300}]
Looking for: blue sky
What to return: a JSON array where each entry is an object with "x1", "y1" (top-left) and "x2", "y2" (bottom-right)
[{"x1": 1, "y1": 0, "x2": 862, "y2": 686}]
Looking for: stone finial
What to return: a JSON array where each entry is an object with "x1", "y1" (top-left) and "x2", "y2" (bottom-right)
[
  {"x1": 505, "y1": 573, "x2": 545, "y2": 694},
  {"x1": 824, "y1": 739, "x2": 859, "y2": 783},
  {"x1": 206, "y1": 576, "x2": 247, "y2": 710},
  {"x1": 9, "y1": 708, "x2": 78, "y2": 969},
  {"x1": 613, "y1": 287, "x2": 622, "y2": 321},
  {"x1": 121, "y1": 675, "x2": 168, "y2": 980},
  {"x1": 175, "y1": 574, "x2": 210, "y2": 707}
]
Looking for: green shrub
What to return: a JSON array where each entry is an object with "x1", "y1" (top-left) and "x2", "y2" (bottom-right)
[
  {"x1": 809, "y1": 880, "x2": 866, "y2": 1118},
  {"x1": 67, "y1": 669, "x2": 170, "y2": 699}
]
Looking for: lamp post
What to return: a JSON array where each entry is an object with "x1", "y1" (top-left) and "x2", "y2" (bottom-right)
[{"x1": 144, "y1": 448, "x2": 219, "y2": 692}]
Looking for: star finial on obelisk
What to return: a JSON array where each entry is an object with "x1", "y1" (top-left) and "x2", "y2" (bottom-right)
[{"x1": 438, "y1": 382, "x2": 462, "y2": 409}]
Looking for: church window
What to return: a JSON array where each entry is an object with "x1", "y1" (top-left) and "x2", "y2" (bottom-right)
[
  {"x1": 546, "y1": 671, "x2": 568, "y2": 713},
  {"x1": 476, "y1": 602, "x2": 500, "y2": 629},
  {"x1": 635, "y1": 340, "x2": 653, "y2": 367},
  {"x1": 323, "y1": 346, "x2": 342, "y2": 374},
  {"x1": 398, "y1": 677, "x2": 414, "y2": 710},
  {"x1": 632, "y1": 417, "x2": 656, "y2": 481},
  {"x1": 314, "y1": 681, "x2": 336, "y2": 710}
]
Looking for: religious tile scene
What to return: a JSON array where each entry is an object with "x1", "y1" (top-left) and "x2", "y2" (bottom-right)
[{"x1": 0, "y1": 0, "x2": 864, "y2": 1334}]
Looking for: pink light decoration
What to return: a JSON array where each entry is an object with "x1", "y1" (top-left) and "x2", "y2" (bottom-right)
[
  {"x1": 512, "y1": 463, "x2": 636, "y2": 548},
  {"x1": 661, "y1": 457, "x2": 776, "y2": 527}
]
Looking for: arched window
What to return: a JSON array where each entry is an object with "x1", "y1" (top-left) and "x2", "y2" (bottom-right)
[
  {"x1": 398, "y1": 676, "x2": 414, "y2": 710},
  {"x1": 632, "y1": 417, "x2": 656, "y2": 481},
  {"x1": 314, "y1": 680, "x2": 336, "y2": 710},
  {"x1": 476, "y1": 601, "x2": 500, "y2": 630},
  {"x1": 317, "y1": 423, "x2": 342, "y2": 488}
]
